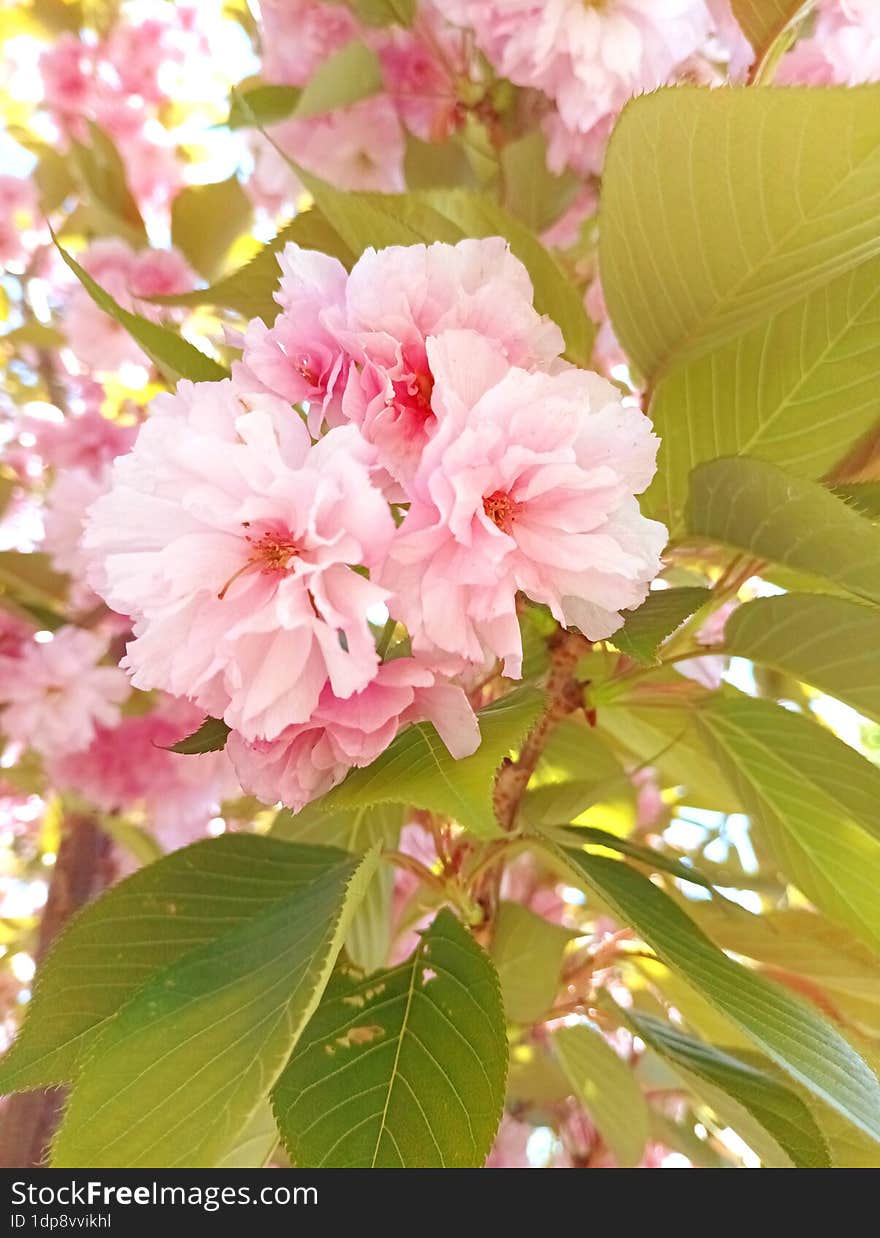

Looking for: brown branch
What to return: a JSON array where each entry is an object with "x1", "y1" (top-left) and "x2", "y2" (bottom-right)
[
  {"x1": 492, "y1": 629, "x2": 590, "y2": 833},
  {"x1": 0, "y1": 813, "x2": 113, "y2": 1168}
]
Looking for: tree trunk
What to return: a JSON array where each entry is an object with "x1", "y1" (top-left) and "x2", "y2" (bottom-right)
[{"x1": 0, "y1": 814, "x2": 113, "y2": 1168}]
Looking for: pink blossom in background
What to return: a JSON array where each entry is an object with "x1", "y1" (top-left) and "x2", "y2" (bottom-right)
[
  {"x1": 390, "y1": 820, "x2": 439, "y2": 965},
  {"x1": 485, "y1": 1115, "x2": 534, "y2": 1168},
  {"x1": 435, "y1": 0, "x2": 712, "y2": 171},
  {"x1": 378, "y1": 11, "x2": 463, "y2": 142},
  {"x1": 64, "y1": 240, "x2": 194, "y2": 373},
  {"x1": 632, "y1": 765, "x2": 665, "y2": 829},
  {"x1": 26, "y1": 409, "x2": 136, "y2": 478},
  {"x1": 47, "y1": 697, "x2": 236, "y2": 846},
  {"x1": 584, "y1": 277, "x2": 628, "y2": 379},
  {"x1": 777, "y1": 0, "x2": 880, "y2": 86},
  {"x1": 0, "y1": 175, "x2": 38, "y2": 267},
  {"x1": 0, "y1": 627, "x2": 128, "y2": 757},
  {"x1": 675, "y1": 597, "x2": 737, "y2": 690},
  {"x1": 268, "y1": 96, "x2": 407, "y2": 196},
  {"x1": 258, "y1": 0, "x2": 360, "y2": 87},
  {"x1": 84, "y1": 379, "x2": 395, "y2": 741},
  {"x1": 42, "y1": 466, "x2": 111, "y2": 586},
  {"x1": 39, "y1": 33, "x2": 95, "y2": 117},
  {"x1": 381, "y1": 330, "x2": 665, "y2": 676},
  {"x1": 229, "y1": 657, "x2": 478, "y2": 811}
]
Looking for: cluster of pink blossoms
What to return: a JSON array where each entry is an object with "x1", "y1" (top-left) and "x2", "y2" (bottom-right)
[{"x1": 84, "y1": 237, "x2": 665, "y2": 811}]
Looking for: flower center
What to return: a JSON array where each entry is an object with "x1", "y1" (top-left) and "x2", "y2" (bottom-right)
[
  {"x1": 217, "y1": 524, "x2": 299, "y2": 600},
  {"x1": 483, "y1": 490, "x2": 516, "y2": 533},
  {"x1": 393, "y1": 367, "x2": 434, "y2": 419}
]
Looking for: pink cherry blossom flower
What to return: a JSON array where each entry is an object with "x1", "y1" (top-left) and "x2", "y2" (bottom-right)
[
  {"x1": 47, "y1": 697, "x2": 237, "y2": 844},
  {"x1": 0, "y1": 176, "x2": 38, "y2": 267},
  {"x1": 228, "y1": 657, "x2": 479, "y2": 811},
  {"x1": 380, "y1": 330, "x2": 666, "y2": 676},
  {"x1": 0, "y1": 627, "x2": 128, "y2": 757},
  {"x1": 339, "y1": 237, "x2": 564, "y2": 482},
  {"x1": 485, "y1": 1115, "x2": 533, "y2": 1168},
  {"x1": 236, "y1": 244, "x2": 350, "y2": 435},
  {"x1": 84, "y1": 378, "x2": 395, "y2": 741}
]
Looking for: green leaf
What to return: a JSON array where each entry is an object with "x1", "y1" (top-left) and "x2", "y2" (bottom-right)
[
  {"x1": 561, "y1": 848, "x2": 880, "y2": 1140},
  {"x1": 490, "y1": 902, "x2": 576, "y2": 1024},
  {"x1": 272, "y1": 801, "x2": 404, "y2": 974},
  {"x1": 300, "y1": 686, "x2": 544, "y2": 839},
  {"x1": 613, "y1": 587, "x2": 711, "y2": 665},
  {"x1": 273, "y1": 909, "x2": 507, "y2": 1167},
  {"x1": 558, "y1": 826, "x2": 714, "y2": 891},
  {"x1": 646, "y1": 255, "x2": 880, "y2": 527},
  {"x1": 166, "y1": 715, "x2": 231, "y2": 755},
  {"x1": 730, "y1": 0, "x2": 812, "y2": 58},
  {"x1": 500, "y1": 132, "x2": 580, "y2": 234},
  {"x1": 620, "y1": 1004, "x2": 829, "y2": 1168},
  {"x1": 833, "y1": 482, "x2": 880, "y2": 519},
  {"x1": 51, "y1": 846, "x2": 377, "y2": 1167},
  {"x1": 215, "y1": 1101, "x2": 278, "y2": 1169},
  {"x1": 228, "y1": 83, "x2": 301, "y2": 129},
  {"x1": 0, "y1": 836, "x2": 355, "y2": 1092},
  {"x1": 552, "y1": 1023, "x2": 649, "y2": 1167},
  {"x1": 687, "y1": 458, "x2": 880, "y2": 606},
  {"x1": 170, "y1": 176, "x2": 253, "y2": 281},
  {"x1": 691, "y1": 903, "x2": 880, "y2": 1033},
  {"x1": 723, "y1": 593, "x2": 880, "y2": 724},
  {"x1": 698, "y1": 694, "x2": 880, "y2": 956},
  {"x1": 348, "y1": 0, "x2": 415, "y2": 24},
  {"x1": 146, "y1": 209, "x2": 355, "y2": 323},
  {"x1": 0, "y1": 550, "x2": 68, "y2": 622},
  {"x1": 70, "y1": 122, "x2": 147, "y2": 246},
  {"x1": 294, "y1": 41, "x2": 383, "y2": 119},
  {"x1": 53, "y1": 236, "x2": 228, "y2": 383},
  {"x1": 600, "y1": 85, "x2": 880, "y2": 386},
  {"x1": 599, "y1": 691, "x2": 741, "y2": 812}
]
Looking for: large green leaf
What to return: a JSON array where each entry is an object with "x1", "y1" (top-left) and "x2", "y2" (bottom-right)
[
  {"x1": 499, "y1": 131, "x2": 580, "y2": 234},
  {"x1": 562, "y1": 848, "x2": 880, "y2": 1140},
  {"x1": 51, "y1": 847, "x2": 377, "y2": 1167},
  {"x1": 621, "y1": 1005, "x2": 829, "y2": 1168},
  {"x1": 687, "y1": 458, "x2": 880, "y2": 606},
  {"x1": 552, "y1": 1022, "x2": 649, "y2": 1167},
  {"x1": 272, "y1": 909, "x2": 507, "y2": 1167},
  {"x1": 0, "y1": 836, "x2": 354, "y2": 1092},
  {"x1": 54, "y1": 239, "x2": 228, "y2": 383},
  {"x1": 698, "y1": 694, "x2": 880, "y2": 955},
  {"x1": 613, "y1": 586, "x2": 711, "y2": 665},
  {"x1": 490, "y1": 902, "x2": 576, "y2": 1024},
  {"x1": 171, "y1": 176, "x2": 253, "y2": 281},
  {"x1": 600, "y1": 85, "x2": 880, "y2": 385},
  {"x1": 297, "y1": 686, "x2": 544, "y2": 839},
  {"x1": 647, "y1": 256, "x2": 880, "y2": 526},
  {"x1": 723, "y1": 593, "x2": 880, "y2": 723}
]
